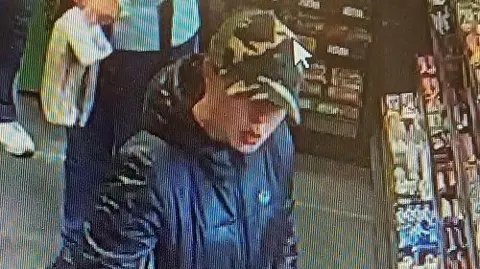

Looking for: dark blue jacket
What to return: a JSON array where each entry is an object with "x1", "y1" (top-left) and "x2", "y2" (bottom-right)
[{"x1": 53, "y1": 55, "x2": 298, "y2": 269}]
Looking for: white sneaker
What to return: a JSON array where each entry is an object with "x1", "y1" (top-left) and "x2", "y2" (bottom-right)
[{"x1": 0, "y1": 121, "x2": 35, "y2": 157}]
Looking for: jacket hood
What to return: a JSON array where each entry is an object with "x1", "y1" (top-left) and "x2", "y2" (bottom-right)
[
  {"x1": 142, "y1": 54, "x2": 246, "y2": 178},
  {"x1": 142, "y1": 54, "x2": 206, "y2": 147}
]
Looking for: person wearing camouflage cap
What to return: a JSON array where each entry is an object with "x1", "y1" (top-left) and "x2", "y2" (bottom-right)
[
  {"x1": 50, "y1": 8, "x2": 303, "y2": 269},
  {"x1": 209, "y1": 8, "x2": 303, "y2": 124}
]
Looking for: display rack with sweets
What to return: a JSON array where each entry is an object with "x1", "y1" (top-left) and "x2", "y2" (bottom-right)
[
  {"x1": 416, "y1": 54, "x2": 474, "y2": 268},
  {"x1": 424, "y1": 0, "x2": 480, "y2": 264},
  {"x1": 428, "y1": 0, "x2": 480, "y2": 265},
  {"x1": 381, "y1": 92, "x2": 443, "y2": 268},
  {"x1": 454, "y1": 0, "x2": 480, "y2": 153},
  {"x1": 271, "y1": 0, "x2": 372, "y2": 139}
]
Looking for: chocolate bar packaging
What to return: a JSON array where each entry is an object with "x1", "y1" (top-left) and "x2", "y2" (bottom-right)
[
  {"x1": 297, "y1": 35, "x2": 317, "y2": 53},
  {"x1": 324, "y1": 24, "x2": 372, "y2": 44},
  {"x1": 298, "y1": 0, "x2": 321, "y2": 10},
  {"x1": 316, "y1": 102, "x2": 360, "y2": 120},
  {"x1": 331, "y1": 67, "x2": 363, "y2": 92},
  {"x1": 456, "y1": 2, "x2": 480, "y2": 33},
  {"x1": 298, "y1": 97, "x2": 313, "y2": 110},
  {"x1": 327, "y1": 86, "x2": 362, "y2": 106},
  {"x1": 301, "y1": 80, "x2": 323, "y2": 96},
  {"x1": 304, "y1": 63, "x2": 328, "y2": 83},
  {"x1": 386, "y1": 94, "x2": 401, "y2": 112}
]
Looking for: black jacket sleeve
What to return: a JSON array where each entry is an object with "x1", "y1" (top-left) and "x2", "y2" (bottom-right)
[{"x1": 53, "y1": 132, "x2": 168, "y2": 269}]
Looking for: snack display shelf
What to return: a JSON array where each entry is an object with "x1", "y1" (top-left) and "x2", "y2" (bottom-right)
[
  {"x1": 454, "y1": 0, "x2": 480, "y2": 156},
  {"x1": 417, "y1": 52, "x2": 476, "y2": 268},
  {"x1": 449, "y1": 0, "x2": 480, "y2": 254},
  {"x1": 464, "y1": 62, "x2": 480, "y2": 154},
  {"x1": 380, "y1": 92, "x2": 443, "y2": 268},
  {"x1": 426, "y1": 0, "x2": 480, "y2": 265},
  {"x1": 273, "y1": 0, "x2": 372, "y2": 139},
  {"x1": 447, "y1": 86, "x2": 478, "y2": 267}
]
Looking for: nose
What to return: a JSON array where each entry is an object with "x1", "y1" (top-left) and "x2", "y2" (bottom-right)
[
  {"x1": 250, "y1": 122, "x2": 265, "y2": 134},
  {"x1": 248, "y1": 110, "x2": 265, "y2": 124},
  {"x1": 254, "y1": 114, "x2": 268, "y2": 124}
]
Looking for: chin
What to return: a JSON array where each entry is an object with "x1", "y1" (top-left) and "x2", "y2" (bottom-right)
[{"x1": 233, "y1": 142, "x2": 264, "y2": 154}]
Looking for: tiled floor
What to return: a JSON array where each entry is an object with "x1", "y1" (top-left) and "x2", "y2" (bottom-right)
[{"x1": 0, "y1": 94, "x2": 380, "y2": 268}]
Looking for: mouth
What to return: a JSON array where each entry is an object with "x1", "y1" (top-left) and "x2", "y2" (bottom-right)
[{"x1": 241, "y1": 130, "x2": 262, "y2": 145}]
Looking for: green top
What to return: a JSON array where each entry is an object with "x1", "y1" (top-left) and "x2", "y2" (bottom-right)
[{"x1": 17, "y1": 0, "x2": 58, "y2": 91}]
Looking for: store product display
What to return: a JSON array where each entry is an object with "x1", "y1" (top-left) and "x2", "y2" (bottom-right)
[
  {"x1": 301, "y1": 80, "x2": 323, "y2": 96},
  {"x1": 427, "y1": 113, "x2": 444, "y2": 133},
  {"x1": 456, "y1": 2, "x2": 480, "y2": 32},
  {"x1": 325, "y1": 42, "x2": 367, "y2": 60},
  {"x1": 402, "y1": 93, "x2": 418, "y2": 119},
  {"x1": 327, "y1": 86, "x2": 362, "y2": 106},
  {"x1": 275, "y1": 1, "x2": 371, "y2": 139},
  {"x1": 324, "y1": 24, "x2": 372, "y2": 43},
  {"x1": 418, "y1": 55, "x2": 437, "y2": 75},
  {"x1": 303, "y1": 62, "x2": 328, "y2": 83},
  {"x1": 299, "y1": 63, "x2": 363, "y2": 121},
  {"x1": 421, "y1": 77, "x2": 441, "y2": 104},
  {"x1": 315, "y1": 102, "x2": 359, "y2": 120},
  {"x1": 398, "y1": 255, "x2": 415, "y2": 269},
  {"x1": 394, "y1": 166, "x2": 416, "y2": 196},
  {"x1": 444, "y1": 220, "x2": 470, "y2": 253},
  {"x1": 298, "y1": 0, "x2": 321, "y2": 11},
  {"x1": 448, "y1": 169, "x2": 456, "y2": 187},
  {"x1": 291, "y1": 19, "x2": 325, "y2": 36},
  {"x1": 297, "y1": 35, "x2": 317, "y2": 53},
  {"x1": 459, "y1": 133, "x2": 476, "y2": 163},
  {"x1": 331, "y1": 67, "x2": 363, "y2": 92},
  {"x1": 298, "y1": 97, "x2": 313, "y2": 110},
  {"x1": 295, "y1": 0, "x2": 371, "y2": 20},
  {"x1": 382, "y1": 92, "x2": 443, "y2": 268},
  {"x1": 453, "y1": 102, "x2": 471, "y2": 132},
  {"x1": 442, "y1": 198, "x2": 453, "y2": 218},
  {"x1": 458, "y1": 2, "x2": 480, "y2": 94},
  {"x1": 297, "y1": 10, "x2": 323, "y2": 22},
  {"x1": 376, "y1": 1, "x2": 480, "y2": 266},
  {"x1": 431, "y1": 131, "x2": 453, "y2": 161},
  {"x1": 465, "y1": 163, "x2": 479, "y2": 184},
  {"x1": 395, "y1": 203, "x2": 439, "y2": 249},
  {"x1": 429, "y1": 2, "x2": 454, "y2": 36},
  {"x1": 416, "y1": 52, "x2": 476, "y2": 267},
  {"x1": 438, "y1": 171, "x2": 447, "y2": 193},
  {"x1": 326, "y1": 0, "x2": 371, "y2": 20}
]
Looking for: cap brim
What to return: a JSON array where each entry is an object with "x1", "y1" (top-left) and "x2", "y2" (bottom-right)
[{"x1": 251, "y1": 76, "x2": 301, "y2": 124}]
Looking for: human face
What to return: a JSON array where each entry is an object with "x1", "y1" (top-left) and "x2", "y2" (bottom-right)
[
  {"x1": 195, "y1": 77, "x2": 287, "y2": 154},
  {"x1": 225, "y1": 94, "x2": 287, "y2": 154}
]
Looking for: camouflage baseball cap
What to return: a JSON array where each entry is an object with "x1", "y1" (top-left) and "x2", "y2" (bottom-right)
[{"x1": 209, "y1": 8, "x2": 304, "y2": 124}]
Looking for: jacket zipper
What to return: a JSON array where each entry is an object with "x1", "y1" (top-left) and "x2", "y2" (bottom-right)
[{"x1": 235, "y1": 174, "x2": 247, "y2": 268}]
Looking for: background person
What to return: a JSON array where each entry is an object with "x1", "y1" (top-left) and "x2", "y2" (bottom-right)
[
  {"x1": 0, "y1": 0, "x2": 36, "y2": 156},
  {"x1": 16, "y1": 0, "x2": 77, "y2": 93}
]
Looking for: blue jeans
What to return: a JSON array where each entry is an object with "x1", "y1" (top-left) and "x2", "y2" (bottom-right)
[
  {"x1": 0, "y1": 0, "x2": 32, "y2": 122},
  {"x1": 62, "y1": 34, "x2": 199, "y2": 247}
]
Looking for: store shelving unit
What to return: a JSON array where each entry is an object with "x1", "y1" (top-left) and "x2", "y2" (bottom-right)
[
  {"x1": 418, "y1": 52, "x2": 476, "y2": 268},
  {"x1": 267, "y1": 0, "x2": 373, "y2": 165},
  {"x1": 452, "y1": 1, "x2": 480, "y2": 263},
  {"x1": 378, "y1": 92, "x2": 444, "y2": 268},
  {"x1": 424, "y1": 0, "x2": 480, "y2": 266}
]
